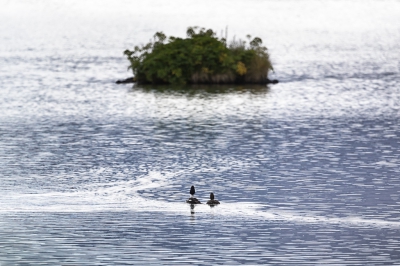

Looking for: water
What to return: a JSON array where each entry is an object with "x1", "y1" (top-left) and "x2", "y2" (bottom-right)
[{"x1": 1, "y1": 0, "x2": 400, "y2": 264}]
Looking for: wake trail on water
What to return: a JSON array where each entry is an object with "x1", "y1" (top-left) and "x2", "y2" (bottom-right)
[{"x1": 1, "y1": 171, "x2": 399, "y2": 229}]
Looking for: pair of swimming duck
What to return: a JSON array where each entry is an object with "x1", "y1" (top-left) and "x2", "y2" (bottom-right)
[{"x1": 186, "y1": 185, "x2": 220, "y2": 205}]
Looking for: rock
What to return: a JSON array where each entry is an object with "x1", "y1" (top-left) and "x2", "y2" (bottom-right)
[
  {"x1": 266, "y1": 79, "x2": 279, "y2": 84},
  {"x1": 116, "y1": 77, "x2": 136, "y2": 84}
]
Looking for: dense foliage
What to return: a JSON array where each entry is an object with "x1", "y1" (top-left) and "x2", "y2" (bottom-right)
[{"x1": 124, "y1": 27, "x2": 273, "y2": 85}]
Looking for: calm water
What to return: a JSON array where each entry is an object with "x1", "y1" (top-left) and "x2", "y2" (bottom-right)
[{"x1": 1, "y1": 0, "x2": 400, "y2": 264}]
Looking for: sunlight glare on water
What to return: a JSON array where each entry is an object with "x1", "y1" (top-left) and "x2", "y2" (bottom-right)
[{"x1": 1, "y1": 0, "x2": 400, "y2": 264}]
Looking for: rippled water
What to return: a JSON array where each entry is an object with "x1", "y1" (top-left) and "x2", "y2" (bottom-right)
[{"x1": 1, "y1": 0, "x2": 400, "y2": 264}]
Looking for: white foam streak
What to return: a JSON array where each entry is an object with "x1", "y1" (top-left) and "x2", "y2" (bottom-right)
[{"x1": 1, "y1": 171, "x2": 399, "y2": 229}]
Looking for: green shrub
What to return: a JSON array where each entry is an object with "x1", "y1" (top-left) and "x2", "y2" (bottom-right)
[{"x1": 124, "y1": 27, "x2": 273, "y2": 85}]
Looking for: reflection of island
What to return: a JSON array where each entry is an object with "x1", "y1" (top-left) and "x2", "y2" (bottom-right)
[
  {"x1": 119, "y1": 27, "x2": 278, "y2": 86},
  {"x1": 127, "y1": 83, "x2": 273, "y2": 96}
]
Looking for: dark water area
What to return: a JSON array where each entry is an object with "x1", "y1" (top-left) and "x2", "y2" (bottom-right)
[
  {"x1": 1, "y1": 0, "x2": 400, "y2": 264},
  {"x1": 1, "y1": 212, "x2": 400, "y2": 265}
]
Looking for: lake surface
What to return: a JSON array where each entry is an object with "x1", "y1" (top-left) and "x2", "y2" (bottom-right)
[{"x1": 1, "y1": 0, "x2": 400, "y2": 264}]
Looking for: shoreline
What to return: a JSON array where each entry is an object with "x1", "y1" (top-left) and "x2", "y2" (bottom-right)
[{"x1": 116, "y1": 77, "x2": 279, "y2": 85}]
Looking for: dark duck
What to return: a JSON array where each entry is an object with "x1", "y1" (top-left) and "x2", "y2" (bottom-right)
[
  {"x1": 206, "y1": 192, "x2": 220, "y2": 205},
  {"x1": 186, "y1": 185, "x2": 201, "y2": 204}
]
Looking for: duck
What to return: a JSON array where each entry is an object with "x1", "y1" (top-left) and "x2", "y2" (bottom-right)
[
  {"x1": 206, "y1": 192, "x2": 220, "y2": 205},
  {"x1": 186, "y1": 185, "x2": 201, "y2": 204}
]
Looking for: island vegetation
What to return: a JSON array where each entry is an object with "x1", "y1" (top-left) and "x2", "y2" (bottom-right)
[{"x1": 121, "y1": 27, "x2": 277, "y2": 85}]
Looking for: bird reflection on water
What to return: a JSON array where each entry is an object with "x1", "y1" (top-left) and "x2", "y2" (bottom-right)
[{"x1": 190, "y1": 204, "x2": 195, "y2": 215}]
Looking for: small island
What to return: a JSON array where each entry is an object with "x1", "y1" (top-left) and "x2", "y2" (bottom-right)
[{"x1": 119, "y1": 27, "x2": 278, "y2": 85}]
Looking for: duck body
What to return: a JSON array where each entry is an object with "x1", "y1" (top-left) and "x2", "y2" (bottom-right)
[
  {"x1": 206, "y1": 199, "x2": 220, "y2": 205},
  {"x1": 186, "y1": 198, "x2": 201, "y2": 204}
]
